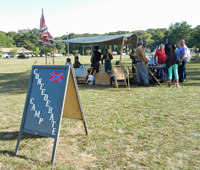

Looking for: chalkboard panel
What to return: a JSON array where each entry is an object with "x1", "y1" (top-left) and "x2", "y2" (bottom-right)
[
  {"x1": 23, "y1": 66, "x2": 68, "y2": 138},
  {"x1": 15, "y1": 65, "x2": 88, "y2": 164}
]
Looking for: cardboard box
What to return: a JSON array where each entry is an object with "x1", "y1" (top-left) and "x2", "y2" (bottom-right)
[{"x1": 95, "y1": 73, "x2": 111, "y2": 85}]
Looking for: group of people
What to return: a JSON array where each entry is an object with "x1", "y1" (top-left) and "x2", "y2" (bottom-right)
[
  {"x1": 65, "y1": 46, "x2": 114, "y2": 75},
  {"x1": 130, "y1": 39, "x2": 189, "y2": 87},
  {"x1": 90, "y1": 46, "x2": 113, "y2": 74}
]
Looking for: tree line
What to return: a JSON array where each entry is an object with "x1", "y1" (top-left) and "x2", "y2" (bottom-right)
[{"x1": 0, "y1": 21, "x2": 200, "y2": 56}]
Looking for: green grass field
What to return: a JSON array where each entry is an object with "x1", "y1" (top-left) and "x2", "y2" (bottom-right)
[{"x1": 0, "y1": 56, "x2": 200, "y2": 169}]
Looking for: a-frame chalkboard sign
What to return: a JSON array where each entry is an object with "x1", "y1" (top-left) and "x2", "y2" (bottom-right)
[{"x1": 15, "y1": 65, "x2": 88, "y2": 165}]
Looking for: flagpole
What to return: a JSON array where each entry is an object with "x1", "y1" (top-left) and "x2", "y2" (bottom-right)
[
  {"x1": 53, "y1": 45, "x2": 55, "y2": 65},
  {"x1": 45, "y1": 44, "x2": 47, "y2": 65}
]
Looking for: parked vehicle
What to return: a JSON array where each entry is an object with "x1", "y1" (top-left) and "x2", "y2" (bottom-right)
[
  {"x1": 39, "y1": 54, "x2": 45, "y2": 57},
  {"x1": 32, "y1": 54, "x2": 37, "y2": 57},
  {"x1": 18, "y1": 54, "x2": 28, "y2": 59},
  {"x1": 65, "y1": 53, "x2": 74, "y2": 57},
  {"x1": 27, "y1": 54, "x2": 32, "y2": 57},
  {"x1": 111, "y1": 51, "x2": 117, "y2": 55}
]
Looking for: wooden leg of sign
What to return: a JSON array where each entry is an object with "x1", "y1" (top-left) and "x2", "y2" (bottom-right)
[{"x1": 15, "y1": 130, "x2": 22, "y2": 155}]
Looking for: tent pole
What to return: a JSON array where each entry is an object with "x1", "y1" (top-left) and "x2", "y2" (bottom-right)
[{"x1": 120, "y1": 36, "x2": 125, "y2": 64}]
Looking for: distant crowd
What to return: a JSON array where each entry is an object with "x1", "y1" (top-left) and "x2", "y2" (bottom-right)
[{"x1": 64, "y1": 39, "x2": 193, "y2": 87}]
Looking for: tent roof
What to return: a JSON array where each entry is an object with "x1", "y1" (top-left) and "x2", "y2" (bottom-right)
[{"x1": 59, "y1": 34, "x2": 138, "y2": 46}]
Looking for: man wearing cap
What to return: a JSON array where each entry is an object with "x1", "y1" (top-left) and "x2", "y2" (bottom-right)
[
  {"x1": 90, "y1": 46, "x2": 101, "y2": 75},
  {"x1": 134, "y1": 40, "x2": 151, "y2": 87}
]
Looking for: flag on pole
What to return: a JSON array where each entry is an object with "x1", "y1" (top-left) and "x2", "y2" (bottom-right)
[{"x1": 39, "y1": 9, "x2": 55, "y2": 46}]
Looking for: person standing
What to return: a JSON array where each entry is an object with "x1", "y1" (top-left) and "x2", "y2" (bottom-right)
[
  {"x1": 195, "y1": 48, "x2": 199, "y2": 60},
  {"x1": 101, "y1": 49, "x2": 113, "y2": 72},
  {"x1": 178, "y1": 39, "x2": 188, "y2": 83},
  {"x1": 165, "y1": 44, "x2": 180, "y2": 87},
  {"x1": 135, "y1": 40, "x2": 150, "y2": 87},
  {"x1": 154, "y1": 44, "x2": 166, "y2": 79},
  {"x1": 90, "y1": 46, "x2": 101, "y2": 75}
]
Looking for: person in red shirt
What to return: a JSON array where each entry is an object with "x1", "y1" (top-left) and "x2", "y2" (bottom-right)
[{"x1": 154, "y1": 44, "x2": 166, "y2": 79}]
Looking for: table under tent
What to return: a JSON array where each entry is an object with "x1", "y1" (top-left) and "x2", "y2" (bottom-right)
[{"x1": 60, "y1": 34, "x2": 138, "y2": 88}]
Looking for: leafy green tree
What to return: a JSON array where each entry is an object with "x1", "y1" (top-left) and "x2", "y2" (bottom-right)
[
  {"x1": 0, "y1": 32, "x2": 14, "y2": 47},
  {"x1": 73, "y1": 50, "x2": 79, "y2": 55},
  {"x1": 54, "y1": 37, "x2": 65, "y2": 54},
  {"x1": 34, "y1": 47, "x2": 40, "y2": 56},
  {"x1": 10, "y1": 48, "x2": 18, "y2": 56},
  {"x1": 86, "y1": 49, "x2": 91, "y2": 55},
  {"x1": 168, "y1": 21, "x2": 192, "y2": 44}
]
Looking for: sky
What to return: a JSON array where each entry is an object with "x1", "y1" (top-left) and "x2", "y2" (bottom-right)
[{"x1": 0, "y1": 0, "x2": 199, "y2": 37}]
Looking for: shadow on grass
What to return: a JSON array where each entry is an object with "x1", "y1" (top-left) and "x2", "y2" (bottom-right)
[
  {"x1": 0, "y1": 150, "x2": 42, "y2": 163},
  {"x1": 0, "y1": 131, "x2": 45, "y2": 141},
  {"x1": 0, "y1": 72, "x2": 30, "y2": 94}
]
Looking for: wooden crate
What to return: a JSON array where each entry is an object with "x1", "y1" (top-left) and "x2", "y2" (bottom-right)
[
  {"x1": 95, "y1": 73, "x2": 111, "y2": 85},
  {"x1": 76, "y1": 77, "x2": 87, "y2": 84}
]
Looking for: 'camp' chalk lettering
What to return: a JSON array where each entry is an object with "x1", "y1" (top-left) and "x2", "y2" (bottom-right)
[
  {"x1": 31, "y1": 104, "x2": 36, "y2": 111},
  {"x1": 34, "y1": 111, "x2": 40, "y2": 118},
  {"x1": 30, "y1": 98, "x2": 34, "y2": 104},
  {"x1": 38, "y1": 118, "x2": 44, "y2": 124}
]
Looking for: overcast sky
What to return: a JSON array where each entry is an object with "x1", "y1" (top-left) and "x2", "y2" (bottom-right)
[{"x1": 0, "y1": 0, "x2": 199, "y2": 37}]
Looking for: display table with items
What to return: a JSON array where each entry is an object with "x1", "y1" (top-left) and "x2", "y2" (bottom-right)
[
  {"x1": 148, "y1": 64, "x2": 165, "y2": 82},
  {"x1": 74, "y1": 67, "x2": 93, "y2": 84}
]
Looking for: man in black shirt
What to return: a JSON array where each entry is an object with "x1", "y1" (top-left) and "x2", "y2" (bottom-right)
[{"x1": 90, "y1": 46, "x2": 101, "y2": 74}]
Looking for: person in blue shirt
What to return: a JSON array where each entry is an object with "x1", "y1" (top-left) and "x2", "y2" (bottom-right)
[{"x1": 178, "y1": 39, "x2": 187, "y2": 83}]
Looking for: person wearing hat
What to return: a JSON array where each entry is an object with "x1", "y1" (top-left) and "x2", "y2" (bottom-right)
[
  {"x1": 101, "y1": 49, "x2": 113, "y2": 72},
  {"x1": 134, "y1": 39, "x2": 151, "y2": 87},
  {"x1": 90, "y1": 46, "x2": 101, "y2": 75}
]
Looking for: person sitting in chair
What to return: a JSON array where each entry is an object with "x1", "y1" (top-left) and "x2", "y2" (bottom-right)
[
  {"x1": 73, "y1": 56, "x2": 82, "y2": 67},
  {"x1": 65, "y1": 58, "x2": 71, "y2": 65}
]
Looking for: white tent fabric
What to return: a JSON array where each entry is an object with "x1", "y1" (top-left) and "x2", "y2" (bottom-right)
[{"x1": 60, "y1": 34, "x2": 138, "y2": 45}]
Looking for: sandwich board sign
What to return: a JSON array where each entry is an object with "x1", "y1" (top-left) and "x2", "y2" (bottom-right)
[{"x1": 15, "y1": 65, "x2": 88, "y2": 165}]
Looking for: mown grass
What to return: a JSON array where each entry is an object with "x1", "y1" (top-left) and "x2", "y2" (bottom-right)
[{"x1": 0, "y1": 56, "x2": 200, "y2": 169}]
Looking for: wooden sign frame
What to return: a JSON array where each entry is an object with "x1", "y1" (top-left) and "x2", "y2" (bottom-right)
[{"x1": 15, "y1": 65, "x2": 88, "y2": 165}]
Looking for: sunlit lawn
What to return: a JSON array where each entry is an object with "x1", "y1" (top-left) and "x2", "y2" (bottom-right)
[{"x1": 0, "y1": 55, "x2": 200, "y2": 169}]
